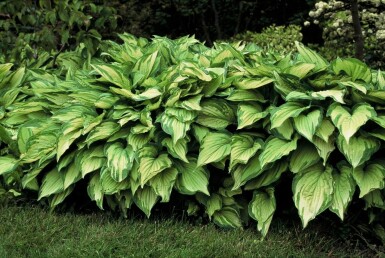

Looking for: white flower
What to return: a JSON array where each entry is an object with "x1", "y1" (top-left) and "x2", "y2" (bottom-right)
[
  {"x1": 304, "y1": 21, "x2": 311, "y2": 26},
  {"x1": 314, "y1": 20, "x2": 319, "y2": 25}
]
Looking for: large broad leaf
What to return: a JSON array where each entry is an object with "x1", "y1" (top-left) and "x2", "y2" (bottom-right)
[
  {"x1": 226, "y1": 89, "x2": 266, "y2": 103},
  {"x1": 197, "y1": 131, "x2": 231, "y2": 166},
  {"x1": 233, "y1": 77, "x2": 273, "y2": 89},
  {"x1": 310, "y1": 89, "x2": 346, "y2": 104},
  {"x1": 289, "y1": 141, "x2": 321, "y2": 173},
  {"x1": 196, "y1": 99, "x2": 236, "y2": 130},
  {"x1": 248, "y1": 188, "x2": 276, "y2": 237},
  {"x1": 237, "y1": 103, "x2": 268, "y2": 129},
  {"x1": 230, "y1": 133, "x2": 263, "y2": 171},
  {"x1": 245, "y1": 160, "x2": 287, "y2": 190},
  {"x1": 149, "y1": 168, "x2": 178, "y2": 202},
  {"x1": 293, "y1": 164, "x2": 333, "y2": 227},
  {"x1": 295, "y1": 42, "x2": 329, "y2": 72},
  {"x1": 270, "y1": 102, "x2": 310, "y2": 129},
  {"x1": 22, "y1": 132, "x2": 58, "y2": 164},
  {"x1": 85, "y1": 122, "x2": 120, "y2": 147},
  {"x1": 336, "y1": 135, "x2": 380, "y2": 168},
  {"x1": 87, "y1": 173, "x2": 104, "y2": 209},
  {"x1": 205, "y1": 193, "x2": 223, "y2": 218},
  {"x1": 284, "y1": 63, "x2": 315, "y2": 79},
  {"x1": 57, "y1": 128, "x2": 82, "y2": 161},
  {"x1": 161, "y1": 137, "x2": 189, "y2": 162},
  {"x1": 327, "y1": 103, "x2": 376, "y2": 143},
  {"x1": 133, "y1": 186, "x2": 159, "y2": 218},
  {"x1": 315, "y1": 118, "x2": 335, "y2": 142},
  {"x1": 293, "y1": 109, "x2": 323, "y2": 141},
  {"x1": 332, "y1": 58, "x2": 371, "y2": 83},
  {"x1": 105, "y1": 143, "x2": 134, "y2": 182},
  {"x1": 212, "y1": 207, "x2": 242, "y2": 228},
  {"x1": 174, "y1": 158, "x2": 210, "y2": 196},
  {"x1": 91, "y1": 63, "x2": 131, "y2": 89},
  {"x1": 270, "y1": 119, "x2": 294, "y2": 140},
  {"x1": 312, "y1": 136, "x2": 335, "y2": 165},
  {"x1": 0, "y1": 156, "x2": 19, "y2": 175},
  {"x1": 330, "y1": 162, "x2": 356, "y2": 220},
  {"x1": 63, "y1": 163, "x2": 82, "y2": 190},
  {"x1": 77, "y1": 146, "x2": 105, "y2": 177},
  {"x1": 353, "y1": 161, "x2": 385, "y2": 198},
  {"x1": 232, "y1": 155, "x2": 263, "y2": 190},
  {"x1": 139, "y1": 151, "x2": 172, "y2": 187},
  {"x1": 38, "y1": 168, "x2": 64, "y2": 200},
  {"x1": 259, "y1": 136, "x2": 298, "y2": 169},
  {"x1": 159, "y1": 108, "x2": 196, "y2": 143}
]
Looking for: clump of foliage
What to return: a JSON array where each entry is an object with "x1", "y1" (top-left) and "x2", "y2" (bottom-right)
[
  {"x1": 1, "y1": 34, "x2": 385, "y2": 241},
  {"x1": 0, "y1": 0, "x2": 118, "y2": 65},
  {"x1": 232, "y1": 25, "x2": 303, "y2": 54}
]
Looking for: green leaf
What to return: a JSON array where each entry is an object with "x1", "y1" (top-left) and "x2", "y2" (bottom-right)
[
  {"x1": 284, "y1": 63, "x2": 315, "y2": 79},
  {"x1": 336, "y1": 135, "x2": 380, "y2": 168},
  {"x1": 233, "y1": 77, "x2": 273, "y2": 89},
  {"x1": 159, "y1": 108, "x2": 196, "y2": 143},
  {"x1": 245, "y1": 161, "x2": 287, "y2": 190},
  {"x1": 270, "y1": 119, "x2": 294, "y2": 140},
  {"x1": 295, "y1": 42, "x2": 328, "y2": 72},
  {"x1": 57, "y1": 128, "x2": 82, "y2": 161},
  {"x1": 149, "y1": 168, "x2": 178, "y2": 202},
  {"x1": 226, "y1": 89, "x2": 266, "y2": 103},
  {"x1": 161, "y1": 137, "x2": 189, "y2": 163},
  {"x1": 270, "y1": 102, "x2": 309, "y2": 129},
  {"x1": 196, "y1": 99, "x2": 236, "y2": 130},
  {"x1": 63, "y1": 163, "x2": 82, "y2": 190},
  {"x1": 315, "y1": 119, "x2": 335, "y2": 142},
  {"x1": 174, "y1": 158, "x2": 210, "y2": 196},
  {"x1": 180, "y1": 61, "x2": 212, "y2": 81},
  {"x1": 327, "y1": 103, "x2": 376, "y2": 143},
  {"x1": 332, "y1": 58, "x2": 371, "y2": 83},
  {"x1": 330, "y1": 162, "x2": 356, "y2": 220},
  {"x1": 197, "y1": 131, "x2": 231, "y2": 166},
  {"x1": 312, "y1": 136, "x2": 335, "y2": 165},
  {"x1": 91, "y1": 63, "x2": 131, "y2": 89},
  {"x1": 230, "y1": 133, "x2": 263, "y2": 170},
  {"x1": 38, "y1": 168, "x2": 64, "y2": 200},
  {"x1": 105, "y1": 143, "x2": 134, "y2": 182},
  {"x1": 77, "y1": 146, "x2": 105, "y2": 177},
  {"x1": 237, "y1": 103, "x2": 268, "y2": 129},
  {"x1": 259, "y1": 136, "x2": 298, "y2": 169},
  {"x1": 213, "y1": 207, "x2": 242, "y2": 228},
  {"x1": 310, "y1": 89, "x2": 346, "y2": 104},
  {"x1": 248, "y1": 188, "x2": 276, "y2": 237},
  {"x1": 232, "y1": 155, "x2": 263, "y2": 190},
  {"x1": 353, "y1": 162, "x2": 385, "y2": 198},
  {"x1": 293, "y1": 109, "x2": 323, "y2": 141},
  {"x1": 206, "y1": 193, "x2": 222, "y2": 218},
  {"x1": 293, "y1": 164, "x2": 333, "y2": 227},
  {"x1": 376, "y1": 70, "x2": 385, "y2": 90},
  {"x1": 0, "y1": 63, "x2": 13, "y2": 80},
  {"x1": 134, "y1": 186, "x2": 159, "y2": 218},
  {"x1": 139, "y1": 152, "x2": 172, "y2": 187},
  {"x1": 0, "y1": 156, "x2": 19, "y2": 175},
  {"x1": 338, "y1": 81, "x2": 368, "y2": 94},
  {"x1": 289, "y1": 141, "x2": 321, "y2": 174},
  {"x1": 85, "y1": 122, "x2": 120, "y2": 147}
]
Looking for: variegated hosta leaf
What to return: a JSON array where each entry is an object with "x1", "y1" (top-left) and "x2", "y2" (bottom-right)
[
  {"x1": 293, "y1": 109, "x2": 323, "y2": 141},
  {"x1": 76, "y1": 146, "x2": 105, "y2": 177},
  {"x1": 57, "y1": 128, "x2": 82, "y2": 161},
  {"x1": 110, "y1": 87, "x2": 162, "y2": 102},
  {"x1": 376, "y1": 70, "x2": 385, "y2": 90},
  {"x1": 232, "y1": 155, "x2": 263, "y2": 190},
  {"x1": 289, "y1": 141, "x2": 321, "y2": 173},
  {"x1": 22, "y1": 132, "x2": 58, "y2": 164},
  {"x1": 105, "y1": 143, "x2": 134, "y2": 182},
  {"x1": 127, "y1": 133, "x2": 151, "y2": 151},
  {"x1": 270, "y1": 119, "x2": 294, "y2": 140},
  {"x1": 63, "y1": 163, "x2": 82, "y2": 190},
  {"x1": 100, "y1": 168, "x2": 130, "y2": 195},
  {"x1": 0, "y1": 156, "x2": 19, "y2": 175},
  {"x1": 226, "y1": 89, "x2": 266, "y2": 103},
  {"x1": 51, "y1": 105, "x2": 97, "y2": 123},
  {"x1": 315, "y1": 118, "x2": 335, "y2": 142},
  {"x1": 87, "y1": 174, "x2": 104, "y2": 210},
  {"x1": 312, "y1": 136, "x2": 335, "y2": 165},
  {"x1": 233, "y1": 77, "x2": 273, "y2": 90},
  {"x1": 284, "y1": 63, "x2": 315, "y2": 79},
  {"x1": 327, "y1": 102, "x2": 376, "y2": 143},
  {"x1": 49, "y1": 186, "x2": 74, "y2": 209},
  {"x1": 191, "y1": 124, "x2": 210, "y2": 144},
  {"x1": 196, "y1": 99, "x2": 236, "y2": 130},
  {"x1": 248, "y1": 188, "x2": 276, "y2": 237},
  {"x1": 197, "y1": 131, "x2": 231, "y2": 166},
  {"x1": 149, "y1": 168, "x2": 178, "y2": 203},
  {"x1": 338, "y1": 81, "x2": 368, "y2": 94},
  {"x1": 336, "y1": 135, "x2": 380, "y2": 168},
  {"x1": 237, "y1": 103, "x2": 268, "y2": 129},
  {"x1": 295, "y1": 42, "x2": 329, "y2": 72},
  {"x1": 85, "y1": 121, "x2": 120, "y2": 147},
  {"x1": 270, "y1": 102, "x2": 310, "y2": 129},
  {"x1": 310, "y1": 89, "x2": 346, "y2": 104},
  {"x1": 353, "y1": 161, "x2": 385, "y2": 198},
  {"x1": 134, "y1": 186, "x2": 160, "y2": 218},
  {"x1": 161, "y1": 137, "x2": 189, "y2": 163},
  {"x1": 159, "y1": 108, "x2": 196, "y2": 143},
  {"x1": 179, "y1": 61, "x2": 212, "y2": 81},
  {"x1": 332, "y1": 57, "x2": 371, "y2": 83},
  {"x1": 330, "y1": 162, "x2": 356, "y2": 220},
  {"x1": 230, "y1": 133, "x2": 263, "y2": 171},
  {"x1": 139, "y1": 151, "x2": 172, "y2": 187},
  {"x1": 212, "y1": 207, "x2": 242, "y2": 228},
  {"x1": 205, "y1": 193, "x2": 222, "y2": 219},
  {"x1": 245, "y1": 160, "x2": 287, "y2": 190},
  {"x1": 293, "y1": 164, "x2": 334, "y2": 228},
  {"x1": 174, "y1": 158, "x2": 210, "y2": 196},
  {"x1": 259, "y1": 136, "x2": 298, "y2": 169},
  {"x1": 362, "y1": 190, "x2": 385, "y2": 209},
  {"x1": 38, "y1": 168, "x2": 64, "y2": 200},
  {"x1": 174, "y1": 94, "x2": 203, "y2": 111},
  {"x1": 91, "y1": 63, "x2": 131, "y2": 89}
]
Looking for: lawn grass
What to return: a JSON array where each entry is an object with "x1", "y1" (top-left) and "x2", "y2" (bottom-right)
[{"x1": 0, "y1": 203, "x2": 382, "y2": 258}]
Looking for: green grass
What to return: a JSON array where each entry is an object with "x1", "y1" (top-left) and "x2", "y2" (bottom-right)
[{"x1": 0, "y1": 204, "x2": 382, "y2": 258}]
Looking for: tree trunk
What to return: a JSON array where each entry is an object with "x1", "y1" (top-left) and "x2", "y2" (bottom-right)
[
  {"x1": 211, "y1": 0, "x2": 222, "y2": 39},
  {"x1": 350, "y1": 0, "x2": 365, "y2": 60}
]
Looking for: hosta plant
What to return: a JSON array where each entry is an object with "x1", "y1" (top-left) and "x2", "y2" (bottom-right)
[{"x1": 1, "y1": 34, "x2": 385, "y2": 240}]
